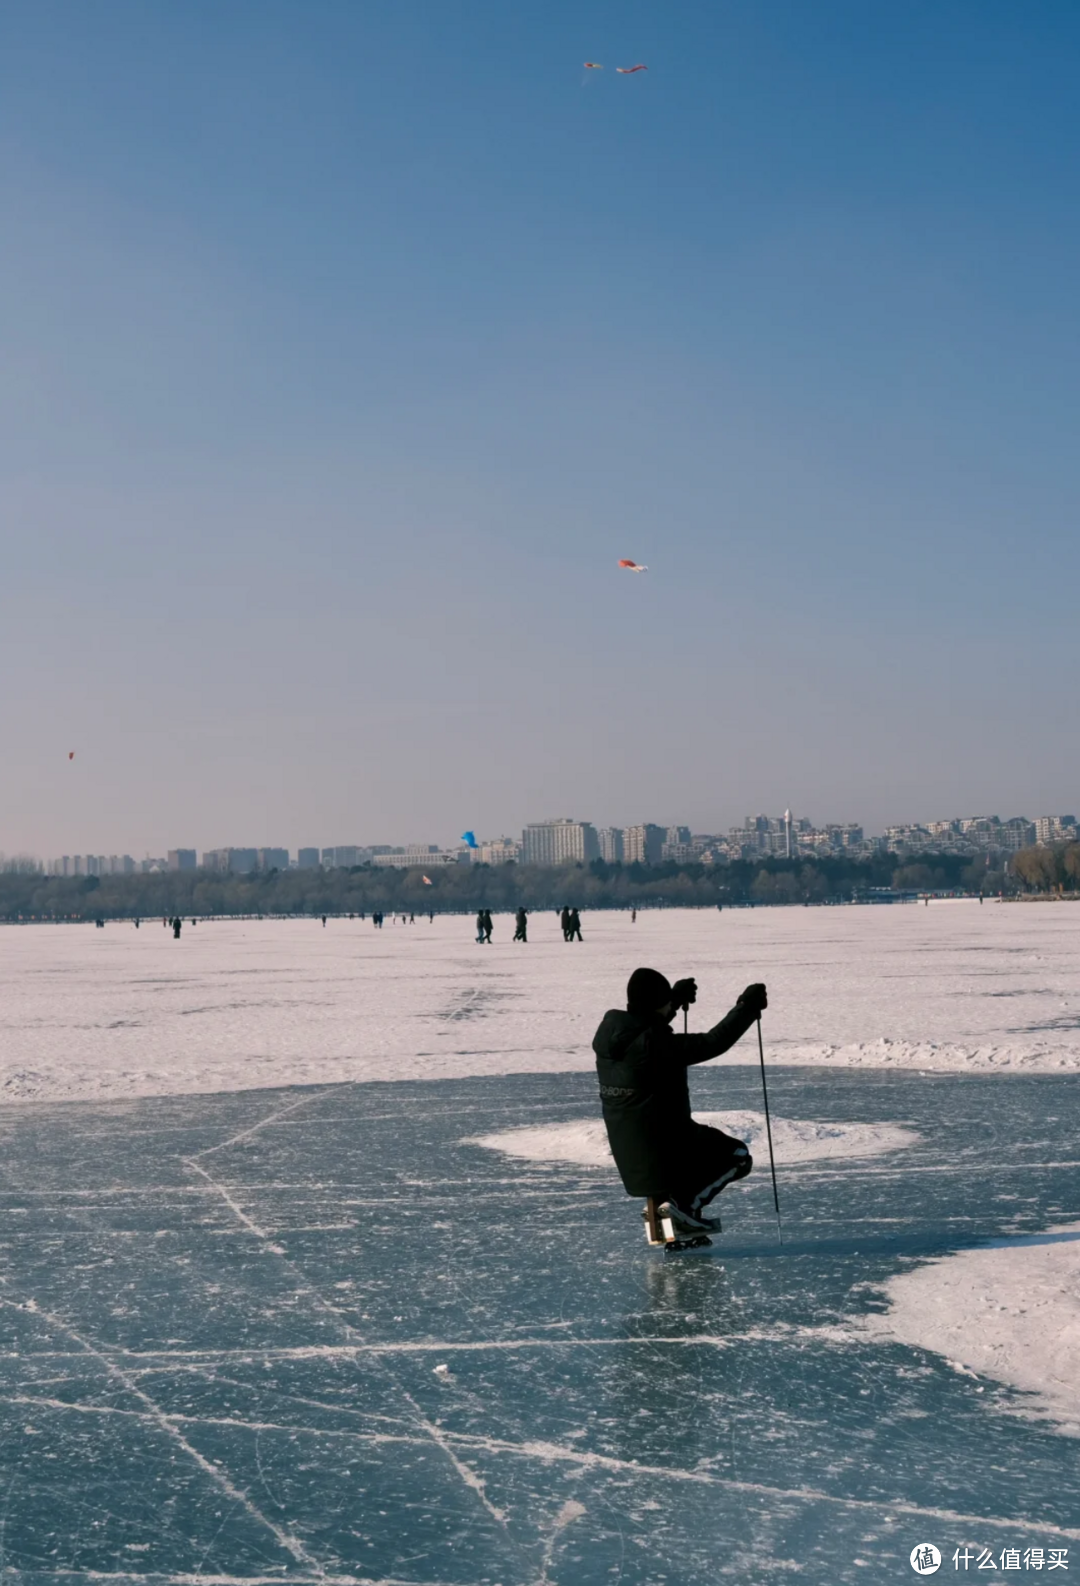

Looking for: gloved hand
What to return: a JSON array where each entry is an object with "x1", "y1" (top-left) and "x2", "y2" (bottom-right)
[
  {"x1": 670, "y1": 977, "x2": 698, "y2": 1011},
  {"x1": 737, "y1": 982, "x2": 768, "y2": 1015}
]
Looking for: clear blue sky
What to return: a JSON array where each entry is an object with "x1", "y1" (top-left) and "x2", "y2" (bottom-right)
[{"x1": 3, "y1": 1, "x2": 1078, "y2": 855}]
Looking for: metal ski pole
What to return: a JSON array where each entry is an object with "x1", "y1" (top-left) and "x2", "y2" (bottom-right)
[{"x1": 756, "y1": 1016, "x2": 783, "y2": 1243}]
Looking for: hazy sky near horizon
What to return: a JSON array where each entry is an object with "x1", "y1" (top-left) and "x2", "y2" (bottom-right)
[{"x1": 3, "y1": 1, "x2": 1079, "y2": 856}]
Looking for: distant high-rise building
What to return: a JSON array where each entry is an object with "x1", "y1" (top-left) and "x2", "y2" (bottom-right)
[
  {"x1": 257, "y1": 848, "x2": 289, "y2": 872},
  {"x1": 521, "y1": 820, "x2": 600, "y2": 867},
  {"x1": 1035, "y1": 816, "x2": 1077, "y2": 846},
  {"x1": 473, "y1": 837, "x2": 522, "y2": 865},
  {"x1": 297, "y1": 848, "x2": 320, "y2": 869},
  {"x1": 661, "y1": 825, "x2": 693, "y2": 861},
  {"x1": 168, "y1": 849, "x2": 197, "y2": 872},
  {"x1": 824, "y1": 824, "x2": 864, "y2": 850},
  {"x1": 598, "y1": 827, "x2": 624, "y2": 864},
  {"x1": 695, "y1": 843, "x2": 731, "y2": 866},
  {"x1": 728, "y1": 814, "x2": 815, "y2": 858},
  {"x1": 999, "y1": 818, "x2": 1036, "y2": 851},
  {"x1": 321, "y1": 846, "x2": 369, "y2": 869},
  {"x1": 623, "y1": 824, "x2": 665, "y2": 866},
  {"x1": 202, "y1": 848, "x2": 258, "y2": 874}
]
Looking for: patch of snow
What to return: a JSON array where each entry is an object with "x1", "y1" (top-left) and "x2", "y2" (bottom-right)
[
  {"x1": 863, "y1": 1223, "x2": 1080, "y2": 1437},
  {"x1": 468, "y1": 1112, "x2": 919, "y2": 1168}
]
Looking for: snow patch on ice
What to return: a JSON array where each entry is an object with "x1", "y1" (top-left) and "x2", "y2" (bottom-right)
[
  {"x1": 468, "y1": 1112, "x2": 919, "y2": 1168},
  {"x1": 780, "y1": 1037, "x2": 1080, "y2": 1072},
  {"x1": 864, "y1": 1223, "x2": 1080, "y2": 1437}
]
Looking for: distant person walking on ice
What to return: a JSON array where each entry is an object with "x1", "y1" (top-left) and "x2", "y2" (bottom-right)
[
  {"x1": 483, "y1": 909, "x2": 494, "y2": 944},
  {"x1": 513, "y1": 907, "x2": 528, "y2": 942},
  {"x1": 476, "y1": 909, "x2": 487, "y2": 945},
  {"x1": 592, "y1": 969, "x2": 767, "y2": 1240},
  {"x1": 560, "y1": 906, "x2": 571, "y2": 941},
  {"x1": 172, "y1": 917, "x2": 182, "y2": 939},
  {"x1": 568, "y1": 908, "x2": 583, "y2": 942}
]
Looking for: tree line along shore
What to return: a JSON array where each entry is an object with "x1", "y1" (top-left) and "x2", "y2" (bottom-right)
[{"x1": 1, "y1": 843, "x2": 1076, "y2": 921}]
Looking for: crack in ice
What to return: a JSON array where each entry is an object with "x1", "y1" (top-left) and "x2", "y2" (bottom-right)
[{"x1": 0, "y1": 1297, "x2": 325, "y2": 1575}]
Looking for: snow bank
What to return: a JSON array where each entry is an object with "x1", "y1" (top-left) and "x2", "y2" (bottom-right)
[
  {"x1": 468, "y1": 1112, "x2": 919, "y2": 1169},
  {"x1": 864, "y1": 1224, "x2": 1080, "y2": 1437}
]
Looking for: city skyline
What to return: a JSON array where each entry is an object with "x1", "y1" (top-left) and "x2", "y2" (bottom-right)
[{"x1": 16, "y1": 806, "x2": 1077, "y2": 877}]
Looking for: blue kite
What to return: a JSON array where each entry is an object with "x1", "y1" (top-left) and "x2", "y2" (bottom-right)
[{"x1": 461, "y1": 831, "x2": 478, "y2": 849}]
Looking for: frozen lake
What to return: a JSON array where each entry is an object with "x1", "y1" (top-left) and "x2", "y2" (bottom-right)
[{"x1": 0, "y1": 905, "x2": 1077, "y2": 1583}]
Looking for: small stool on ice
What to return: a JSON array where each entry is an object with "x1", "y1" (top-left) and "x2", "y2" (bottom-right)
[{"x1": 643, "y1": 1197, "x2": 712, "y2": 1253}]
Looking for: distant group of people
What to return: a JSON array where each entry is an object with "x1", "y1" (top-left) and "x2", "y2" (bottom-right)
[{"x1": 473, "y1": 906, "x2": 584, "y2": 944}]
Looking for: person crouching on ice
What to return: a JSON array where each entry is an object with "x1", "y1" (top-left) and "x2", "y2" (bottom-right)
[{"x1": 592, "y1": 968, "x2": 768, "y2": 1239}]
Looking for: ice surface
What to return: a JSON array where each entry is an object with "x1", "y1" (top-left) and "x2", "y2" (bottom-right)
[
  {"x1": 3, "y1": 902, "x2": 1080, "y2": 1107},
  {"x1": 0, "y1": 1068, "x2": 1077, "y2": 1583},
  {"x1": 470, "y1": 1112, "x2": 921, "y2": 1168}
]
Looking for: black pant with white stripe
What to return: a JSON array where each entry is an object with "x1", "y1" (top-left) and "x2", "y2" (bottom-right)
[{"x1": 666, "y1": 1123, "x2": 752, "y2": 1214}]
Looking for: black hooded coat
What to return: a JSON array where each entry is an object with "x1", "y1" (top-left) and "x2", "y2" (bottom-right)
[{"x1": 592, "y1": 1004, "x2": 757, "y2": 1198}]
